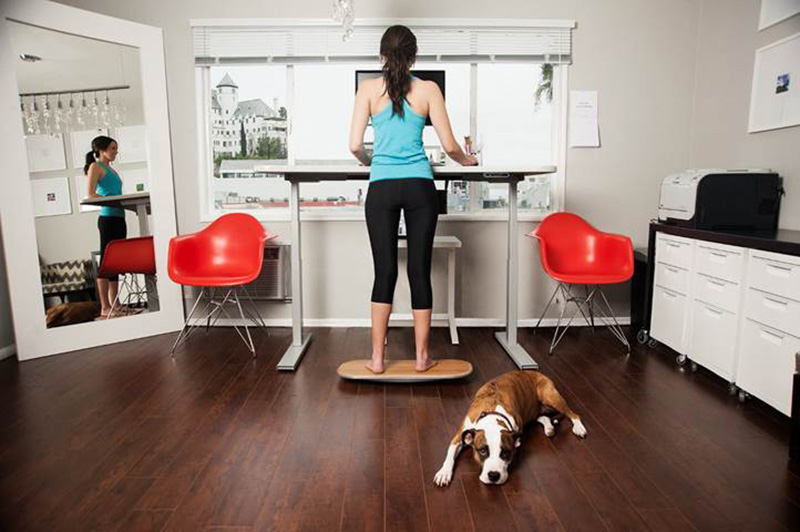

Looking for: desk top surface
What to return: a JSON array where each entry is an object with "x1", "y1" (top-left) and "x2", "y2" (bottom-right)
[
  {"x1": 652, "y1": 222, "x2": 800, "y2": 257},
  {"x1": 80, "y1": 192, "x2": 150, "y2": 206},
  {"x1": 252, "y1": 161, "x2": 556, "y2": 181}
]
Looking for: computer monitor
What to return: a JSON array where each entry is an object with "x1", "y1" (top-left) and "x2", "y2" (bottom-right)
[{"x1": 355, "y1": 70, "x2": 445, "y2": 126}]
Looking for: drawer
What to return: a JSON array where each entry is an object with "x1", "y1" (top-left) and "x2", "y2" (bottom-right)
[
  {"x1": 693, "y1": 273, "x2": 741, "y2": 313},
  {"x1": 654, "y1": 262, "x2": 690, "y2": 295},
  {"x1": 744, "y1": 288, "x2": 800, "y2": 338},
  {"x1": 656, "y1": 233, "x2": 693, "y2": 269},
  {"x1": 695, "y1": 241, "x2": 745, "y2": 283},
  {"x1": 688, "y1": 300, "x2": 738, "y2": 380},
  {"x1": 651, "y1": 286, "x2": 688, "y2": 354},
  {"x1": 735, "y1": 319, "x2": 799, "y2": 416},
  {"x1": 748, "y1": 251, "x2": 800, "y2": 302}
]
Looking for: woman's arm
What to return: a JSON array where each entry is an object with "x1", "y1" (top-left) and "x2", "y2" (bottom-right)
[
  {"x1": 349, "y1": 80, "x2": 372, "y2": 166},
  {"x1": 428, "y1": 82, "x2": 477, "y2": 166},
  {"x1": 87, "y1": 163, "x2": 103, "y2": 198}
]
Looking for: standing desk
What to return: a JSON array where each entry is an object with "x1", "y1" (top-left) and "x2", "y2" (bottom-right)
[{"x1": 253, "y1": 163, "x2": 556, "y2": 371}]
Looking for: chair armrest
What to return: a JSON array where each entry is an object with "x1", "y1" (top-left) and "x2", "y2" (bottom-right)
[
  {"x1": 598, "y1": 232, "x2": 634, "y2": 272},
  {"x1": 167, "y1": 233, "x2": 201, "y2": 282}
]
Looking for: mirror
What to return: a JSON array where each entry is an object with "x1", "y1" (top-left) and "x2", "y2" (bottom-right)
[{"x1": 9, "y1": 20, "x2": 158, "y2": 328}]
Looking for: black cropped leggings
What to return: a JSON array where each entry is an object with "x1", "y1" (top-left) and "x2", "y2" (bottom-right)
[{"x1": 365, "y1": 178, "x2": 439, "y2": 310}]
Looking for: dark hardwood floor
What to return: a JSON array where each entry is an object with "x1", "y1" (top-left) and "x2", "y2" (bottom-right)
[{"x1": 0, "y1": 324, "x2": 798, "y2": 531}]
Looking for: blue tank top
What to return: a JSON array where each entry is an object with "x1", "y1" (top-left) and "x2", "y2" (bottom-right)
[
  {"x1": 96, "y1": 161, "x2": 124, "y2": 217},
  {"x1": 369, "y1": 84, "x2": 433, "y2": 182}
]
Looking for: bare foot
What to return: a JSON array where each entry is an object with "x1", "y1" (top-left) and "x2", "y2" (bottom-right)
[
  {"x1": 415, "y1": 358, "x2": 438, "y2": 372},
  {"x1": 365, "y1": 360, "x2": 385, "y2": 374}
]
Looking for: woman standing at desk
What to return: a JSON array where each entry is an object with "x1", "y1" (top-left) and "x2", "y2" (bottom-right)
[
  {"x1": 84, "y1": 135, "x2": 126, "y2": 318},
  {"x1": 349, "y1": 25, "x2": 477, "y2": 373}
]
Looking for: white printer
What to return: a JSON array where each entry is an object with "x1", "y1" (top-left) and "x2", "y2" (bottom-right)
[{"x1": 658, "y1": 169, "x2": 782, "y2": 231}]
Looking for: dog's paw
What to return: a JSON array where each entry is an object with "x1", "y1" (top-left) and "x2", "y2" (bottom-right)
[
  {"x1": 434, "y1": 466, "x2": 453, "y2": 487},
  {"x1": 572, "y1": 419, "x2": 587, "y2": 438},
  {"x1": 544, "y1": 426, "x2": 556, "y2": 438}
]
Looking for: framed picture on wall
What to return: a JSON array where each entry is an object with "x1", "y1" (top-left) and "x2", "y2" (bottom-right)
[
  {"x1": 69, "y1": 128, "x2": 108, "y2": 169},
  {"x1": 759, "y1": 0, "x2": 800, "y2": 31},
  {"x1": 31, "y1": 177, "x2": 72, "y2": 217},
  {"x1": 748, "y1": 32, "x2": 800, "y2": 133},
  {"x1": 114, "y1": 125, "x2": 147, "y2": 163},
  {"x1": 25, "y1": 134, "x2": 66, "y2": 172}
]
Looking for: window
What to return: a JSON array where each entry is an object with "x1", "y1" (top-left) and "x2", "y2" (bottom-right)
[
  {"x1": 474, "y1": 63, "x2": 555, "y2": 213},
  {"x1": 194, "y1": 20, "x2": 572, "y2": 220},
  {"x1": 206, "y1": 66, "x2": 289, "y2": 213}
]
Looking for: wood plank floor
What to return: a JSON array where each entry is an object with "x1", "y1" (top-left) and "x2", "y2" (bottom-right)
[{"x1": 0, "y1": 325, "x2": 798, "y2": 531}]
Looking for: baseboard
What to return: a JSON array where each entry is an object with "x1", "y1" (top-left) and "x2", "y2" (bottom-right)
[
  {"x1": 190, "y1": 316, "x2": 631, "y2": 328},
  {"x1": 0, "y1": 344, "x2": 16, "y2": 361}
]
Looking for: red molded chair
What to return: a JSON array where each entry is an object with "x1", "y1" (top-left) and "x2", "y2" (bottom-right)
[
  {"x1": 168, "y1": 213, "x2": 277, "y2": 356},
  {"x1": 527, "y1": 213, "x2": 634, "y2": 353},
  {"x1": 98, "y1": 236, "x2": 156, "y2": 318}
]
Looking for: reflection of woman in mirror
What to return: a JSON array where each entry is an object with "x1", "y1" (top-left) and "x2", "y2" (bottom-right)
[{"x1": 85, "y1": 136, "x2": 126, "y2": 318}]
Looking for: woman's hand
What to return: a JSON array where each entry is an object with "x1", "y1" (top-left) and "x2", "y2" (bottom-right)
[{"x1": 462, "y1": 154, "x2": 479, "y2": 166}]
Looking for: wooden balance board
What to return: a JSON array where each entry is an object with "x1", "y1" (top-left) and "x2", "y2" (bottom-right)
[{"x1": 337, "y1": 359, "x2": 473, "y2": 383}]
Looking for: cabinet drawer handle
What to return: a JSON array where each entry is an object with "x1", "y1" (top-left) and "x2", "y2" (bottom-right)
[
  {"x1": 707, "y1": 279, "x2": 726, "y2": 287},
  {"x1": 766, "y1": 263, "x2": 793, "y2": 274},
  {"x1": 665, "y1": 266, "x2": 680, "y2": 274},
  {"x1": 662, "y1": 290, "x2": 678, "y2": 300},
  {"x1": 758, "y1": 327, "x2": 785, "y2": 343},
  {"x1": 704, "y1": 305, "x2": 724, "y2": 316},
  {"x1": 665, "y1": 241, "x2": 681, "y2": 249},
  {"x1": 709, "y1": 251, "x2": 728, "y2": 258},
  {"x1": 763, "y1": 296, "x2": 789, "y2": 309}
]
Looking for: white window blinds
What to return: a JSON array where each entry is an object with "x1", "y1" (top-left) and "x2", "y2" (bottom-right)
[{"x1": 192, "y1": 19, "x2": 574, "y2": 65}]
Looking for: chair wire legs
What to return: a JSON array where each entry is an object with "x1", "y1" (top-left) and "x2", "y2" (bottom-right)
[
  {"x1": 533, "y1": 283, "x2": 630, "y2": 354},
  {"x1": 107, "y1": 273, "x2": 149, "y2": 319},
  {"x1": 171, "y1": 285, "x2": 267, "y2": 357}
]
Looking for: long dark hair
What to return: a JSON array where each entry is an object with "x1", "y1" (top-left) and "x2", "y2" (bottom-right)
[
  {"x1": 380, "y1": 25, "x2": 417, "y2": 119},
  {"x1": 83, "y1": 135, "x2": 116, "y2": 175}
]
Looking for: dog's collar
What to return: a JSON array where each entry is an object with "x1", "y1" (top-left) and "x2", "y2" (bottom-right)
[{"x1": 477, "y1": 410, "x2": 518, "y2": 432}]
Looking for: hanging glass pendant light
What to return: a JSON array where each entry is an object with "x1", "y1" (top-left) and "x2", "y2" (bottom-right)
[{"x1": 332, "y1": 0, "x2": 355, "y2": 41}]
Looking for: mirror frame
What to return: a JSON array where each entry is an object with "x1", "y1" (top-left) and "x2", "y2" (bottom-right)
[{"x1": 0, "y1": 0, "x2": 183, "y2": 360}]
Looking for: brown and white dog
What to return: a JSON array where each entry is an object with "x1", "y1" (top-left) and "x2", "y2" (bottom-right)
[{"x1": 434, "y1": 370, "x2": 586, "y2": 486}]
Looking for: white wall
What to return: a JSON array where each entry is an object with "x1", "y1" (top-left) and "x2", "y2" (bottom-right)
[
  {"x1": 691, "y1": 0, "x2": 800, "y2": 229},
  {"x1": 49, "y1": 0, "x2": 703, "y2": 323}
]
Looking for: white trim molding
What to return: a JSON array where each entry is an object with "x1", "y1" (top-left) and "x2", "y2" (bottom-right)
[
  {"x1": 190, "y1": 316, "x2": 631, "y2": 328},
  {"x1": 0, "y1": 344, "x2": 16, "y2": 361}
]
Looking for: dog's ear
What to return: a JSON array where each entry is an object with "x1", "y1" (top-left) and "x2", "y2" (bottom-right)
[
  {"x1": 513, "y1": 431, "x2": 522, "y2": 448},
  {"x1": 461, "y1": 428, "x2": 476, "y2": 446}
]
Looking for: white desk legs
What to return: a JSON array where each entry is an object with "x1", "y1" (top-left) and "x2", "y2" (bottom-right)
[
  {"x1": 135, "y1": 203, "x2": 150, "y2": 236},
  {"x1": 277, "y1": 180, "x2": 312, "y2": 370},
  {"x1": 130, "y1": 202, "x2": 159, "y2": 311},
  {"x1": 494, "y1": 178, "x2": 539, "y2": 369},
  {"x1": 447, "y1": 247, "x2": 459, "y2": 345}
]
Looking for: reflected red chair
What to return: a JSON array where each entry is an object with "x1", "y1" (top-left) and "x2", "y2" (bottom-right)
[
  {"x1": 168, "y1": 213, "x2": 276, "y2": 356},
  {"x1": 98, "y1": 236, "x2": 156, "y2": 318},
  {"x1": 527, "y1": 213, "x2": 634, "y2": 353}
]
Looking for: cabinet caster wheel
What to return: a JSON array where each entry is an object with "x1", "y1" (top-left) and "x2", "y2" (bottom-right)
[
  {"x1": 647, "y1": 338, "x2": 658, "y2": 349},
  {"x1": 728, "y1": 383, "x2": 738, "y2": 396},
  {"x1": 738, "y1": 390, "x2": 748, "y2": 403},
  {"x1": 690, "y1": 361, "x2": 698, "y2": 373},
  {"x1": 676, "y1": 354, "x2": 687, "y2": 366},
  {"x1": 636, "y1": 329, "x2": 649, "y2": 345}
]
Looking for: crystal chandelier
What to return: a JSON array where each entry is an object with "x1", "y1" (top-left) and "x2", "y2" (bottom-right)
[
  {"x1": 18, "y1": 85, "x2": 129, "y2": 136},
  {"x1": 332, "y1": 0, "x2": 355, "y2": 41}
]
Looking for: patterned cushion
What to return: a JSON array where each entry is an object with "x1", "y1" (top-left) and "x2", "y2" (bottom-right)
[{"x1": 41, "y1": 259, "x2": 95, "y2": 295}]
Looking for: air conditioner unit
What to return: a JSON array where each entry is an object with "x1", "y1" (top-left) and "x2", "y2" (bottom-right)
[{"x1": 244, "y1": 244, "x2": 291, "y2": 300}]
